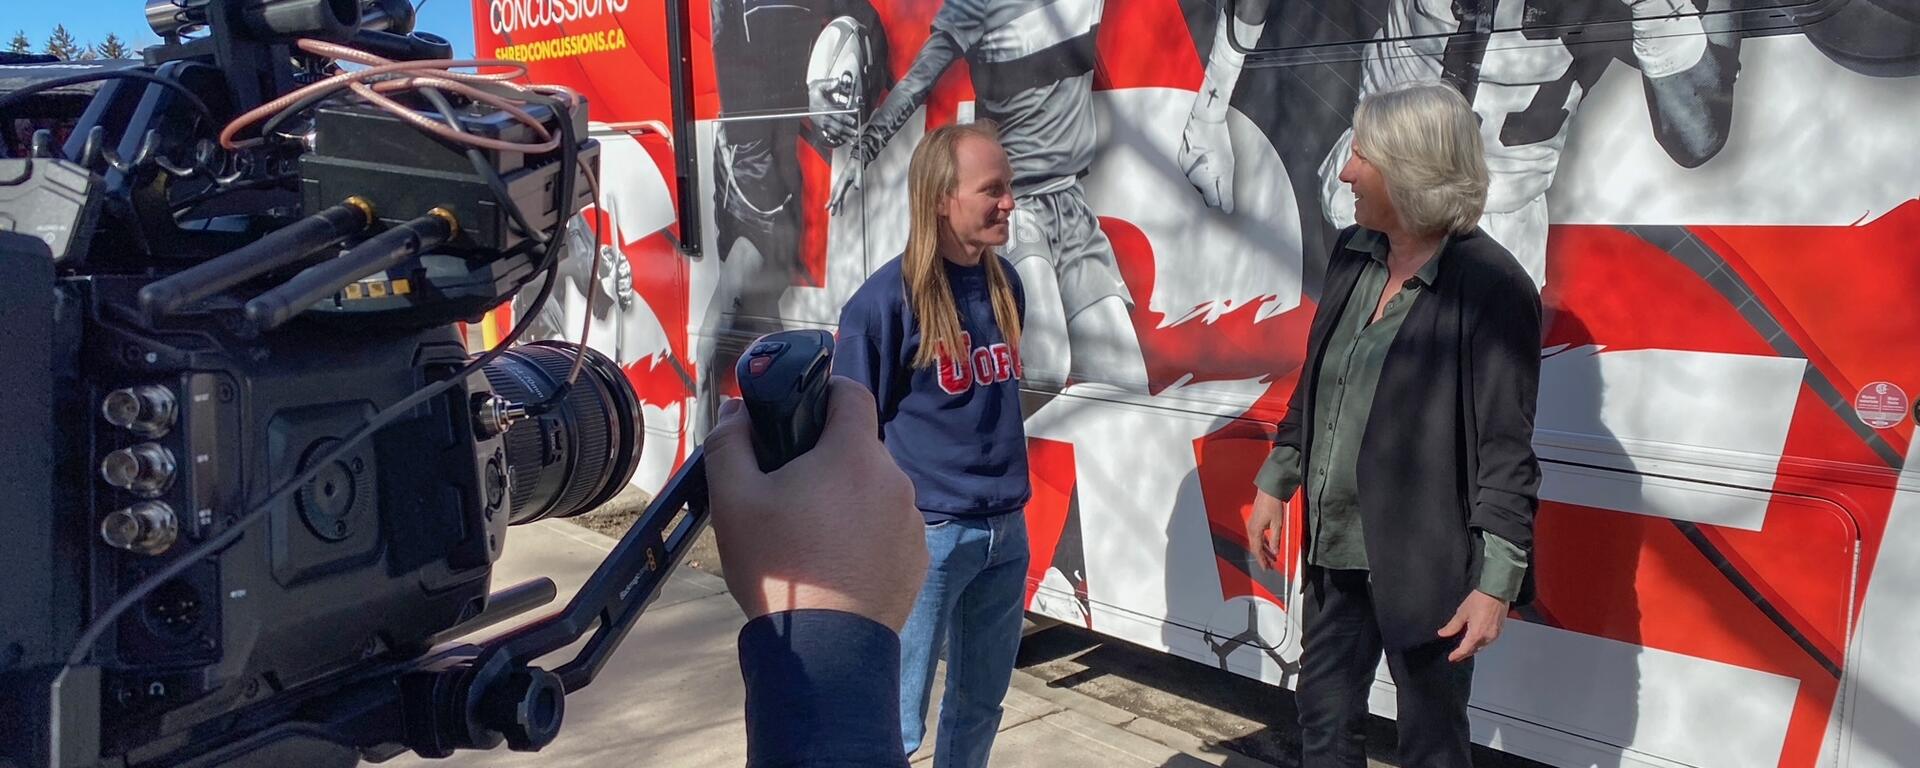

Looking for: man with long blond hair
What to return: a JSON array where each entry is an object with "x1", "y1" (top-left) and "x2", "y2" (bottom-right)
[{"x1": 833, "y1": 121, "x2": 1030, "y2": 768}]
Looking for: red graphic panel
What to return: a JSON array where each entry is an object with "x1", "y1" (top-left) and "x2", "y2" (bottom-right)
[
  {"x1": 1193, "y1": 421, "x2": 1298, "y2": 607},
  {"x1": 1696, "y1": 200, "x2": 1920, "y2": 456},
  {"x1": 470, "y1": 0, "x2": 720, "y2": 124},
  {"x1": 1692, "y1": 209, "x2": 1919, "y2": 608},
  {"x1": 1092, "y1": 0, "x2": 1203, "y2": 92},
  {"x1": 1102, "y1": 216, "x2": 1315, "y2": 418},
  {"x1": 1694, "y1": 510, "x2": 1853, "y2": 671},
  {"x1": 1024, "y1": 437, "x2": 1078, "y2": 608},
  {"x1": 561, "y1": 129, "x2": 696, "y2": 415},
  {"x1": 1542, "y1": 226, "x2": 1773, "y2": 358},
  {"x1": 1535, "y1": 501, "x2": 1842, "y2": 671},
  {"x1": 865, "y1": 0, "x2": 975, "y2": 128},
  {"x1": 1774, "y1": 387, "x2": 1898, "y2": 603},
  {"x1": 1533, "y1": 499, "x2": 1845, "y2": 768},
  {"x1": 865, "y1": 0, "x2": 945, "y2": 80},
  {"x1": 618, "y1": 228, "x2": 698, "y2": 411}
]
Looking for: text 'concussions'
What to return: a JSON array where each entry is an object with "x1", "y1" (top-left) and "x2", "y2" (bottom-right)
[{"x1": 488, "y1": 0, "x2": 630, "y2": 35}]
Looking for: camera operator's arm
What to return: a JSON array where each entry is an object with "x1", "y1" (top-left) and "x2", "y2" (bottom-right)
[{"x1": 706, "y1": 378, "x2": 926, "y2": 768}]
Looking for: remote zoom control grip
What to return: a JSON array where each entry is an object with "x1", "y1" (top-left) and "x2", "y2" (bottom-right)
[{"x1": 733, "y1": 330, "x2": 834, "y2": 472}]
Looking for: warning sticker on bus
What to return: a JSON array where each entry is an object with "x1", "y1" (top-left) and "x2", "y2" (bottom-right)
[{"x1": 1855, "y1": 381, "x2": 1911, "y2": 429}]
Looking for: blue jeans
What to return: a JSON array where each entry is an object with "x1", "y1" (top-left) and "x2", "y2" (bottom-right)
[{"x1": 899, "y1": 512, "x2": 1031, "y2": 768}]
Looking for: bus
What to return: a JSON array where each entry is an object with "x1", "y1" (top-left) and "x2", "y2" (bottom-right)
[{"x1": 470, "y1": 1, "x2": 1920, "y2": 765}]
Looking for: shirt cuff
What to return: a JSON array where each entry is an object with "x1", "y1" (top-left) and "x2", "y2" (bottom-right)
[
  {"x1": 1253, "y1": 445, "x2": 1303, "y2": 500},
  {"x1": 1476, "y1": 533, "x2": 1529, "y2": 603},
  {"x1": 738, "y1": 610, "x2": 908, "y2": 768}
]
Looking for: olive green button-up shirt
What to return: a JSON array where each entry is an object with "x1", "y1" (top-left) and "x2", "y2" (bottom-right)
[{"x1": 1255, "y1": 232, "x2": 1527, "y2": 602}]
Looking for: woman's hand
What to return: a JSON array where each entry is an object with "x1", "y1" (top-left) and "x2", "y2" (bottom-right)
[
  {"x1": 1245, "y1": 489, "x2": 1286, "y2": 570},
  {"x1": 1437, "y1": 590, "x2": 1510, "y2": 662}
]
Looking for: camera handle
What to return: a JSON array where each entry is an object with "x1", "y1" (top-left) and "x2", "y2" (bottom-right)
[
  {"x1": 735, "y1": 329, "x2": 834, "y2": 472},
  {"x1": 401, "y1": 330, "x2": 836, "y2": 756}
]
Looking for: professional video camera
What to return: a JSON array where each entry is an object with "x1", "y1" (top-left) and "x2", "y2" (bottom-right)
[{"x1": 0, "y1": 2, "x2": 764, "y2": 766}]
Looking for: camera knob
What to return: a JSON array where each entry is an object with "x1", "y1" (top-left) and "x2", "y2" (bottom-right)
[
  {"x1": 102, "y1": 385, "x2": 178, "y2": 438},
  {"x1": 477, "y1": 668, "x2": 564, "y2": 752},
  {"x1": 101, "y1": 443, "x2": 178, "y2": 498},
  {"x1": 101, "y1": 501, "x2": 180, "y2": 555},
  {"x1": 472, "y1": 393, "x2": 528, "y2": 439}
]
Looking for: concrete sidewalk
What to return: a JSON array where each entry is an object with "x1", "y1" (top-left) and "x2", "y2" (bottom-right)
[{"x1": 383, "y1": 520, "x2": 1275, "y2": 768}]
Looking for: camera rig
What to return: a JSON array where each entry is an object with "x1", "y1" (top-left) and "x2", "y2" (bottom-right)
[{"x1": 0, "y1": 1, "x2": 731, "y2": 766}]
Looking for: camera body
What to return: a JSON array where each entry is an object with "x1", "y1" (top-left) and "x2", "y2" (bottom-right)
[
  {"x1": 0, "y1": 2, "x2": 645, "y2": 765},
  {"x1": 0, "y1": 257, "x2": 508, "y2": 765}
]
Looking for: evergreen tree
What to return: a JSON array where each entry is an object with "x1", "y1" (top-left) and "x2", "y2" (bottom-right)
[
  {"x1": 43, "y1": 25, "x2": 82, "y2": 60},
  {"x1": 96, "y1": 33, "x2": 131, "y2": 60},
  {"x1": 7, "y1": 30, "x2": 31, "y2": 54}
]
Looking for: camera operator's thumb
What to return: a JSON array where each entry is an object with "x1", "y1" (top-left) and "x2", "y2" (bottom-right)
[{"x1": 705, "y1": 377, "x2": 927, "y2": 631}]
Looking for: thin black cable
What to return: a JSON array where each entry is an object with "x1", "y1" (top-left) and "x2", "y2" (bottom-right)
[
  {"x1": 257, "y1": 60, "x2": 358, "y2": 142},
  {"x1": 416, "y1": 86, "x2": 550, "y2": 246},
  {"x1": 65, "y1": 93, "x2": 583, "y2": 672},
  {"x1": 450, "y1": 84, "x2": 593, "y2": 416},
  {"x1": 431, "y1": 84, "x2": 601, "y2": 407},
  {"x1": 516, "y1": 93, "x2": 595, "y2": 416},
  {"x1": 169, "y1": 172, "x2": 300, "y2": 213},
  {"x1": 0, "y1": 69, "x2": 214, "y2": 124},
  {"x1": 0, "y1": 157, "x2": 32, "y2": 186},
  {"x1": 416, "y1": 85, "x2": 594, "y2": 407},
  {"x1": 256, "y1": 88, "x2": 338, "y2": 144}
]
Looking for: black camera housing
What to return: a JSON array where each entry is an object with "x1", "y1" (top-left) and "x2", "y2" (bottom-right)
[
  {"x1": 0, "y1": 252, "x2": 509, "y2": 765},
  {"x1": 0, "y1": 2, "x2": 659, "y2": 766}
]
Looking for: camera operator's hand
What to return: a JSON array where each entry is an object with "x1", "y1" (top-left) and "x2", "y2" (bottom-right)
[{"x1": 705, "y1": 376, "x2": 926, "y2": 630}]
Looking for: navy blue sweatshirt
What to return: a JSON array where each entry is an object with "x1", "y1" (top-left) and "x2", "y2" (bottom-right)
[
  {"x1": 739, "y1": 610, "x2": 907, "y2": 767},
  {"x1": 833, "y1": 255, "x2": 1031, "y2": 521}
]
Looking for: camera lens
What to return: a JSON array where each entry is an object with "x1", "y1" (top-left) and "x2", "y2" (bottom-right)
[{"x1": 481, "y1": 341, "x2": 642, "y2": 525}]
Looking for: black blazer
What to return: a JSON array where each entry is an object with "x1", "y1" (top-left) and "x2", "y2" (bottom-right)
[{"x1": 1276, "y1": 225, "x2": 1543, "y2": 651}]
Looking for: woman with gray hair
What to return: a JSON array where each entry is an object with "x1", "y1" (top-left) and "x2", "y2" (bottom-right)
[{"x1": 1243, "y1": 81, "x2": 1542, "y2": 767}]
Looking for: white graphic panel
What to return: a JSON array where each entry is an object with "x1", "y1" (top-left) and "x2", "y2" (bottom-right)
[
  {"x1": 1536, "y1": 347, "x2": 1806, "y2": 528},
  {"x1": 1080, "y1": 88, "x2": 1302, "y2": 326},
  {"x1": 1553, "y1": 35, "x2": 1920, "y2": 226},
  {"x1": 1467, "y1": 621, "x2": 1800, "y2": 768},
  {"x1": 1023, "y1": 379, "x2": 1272, "y2": 637},
  {"x1": 593, "y1": 124, "x2": 677, "y2": 247}
]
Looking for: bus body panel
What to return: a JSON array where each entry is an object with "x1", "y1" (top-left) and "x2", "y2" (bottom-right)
[{"x1": 470, "y1": 2, "x2": 1920, "y2": 765}]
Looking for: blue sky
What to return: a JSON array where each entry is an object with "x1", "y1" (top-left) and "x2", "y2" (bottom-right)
[{"x1": 12, "y1": 0, "x2": 478, "y2": 59}]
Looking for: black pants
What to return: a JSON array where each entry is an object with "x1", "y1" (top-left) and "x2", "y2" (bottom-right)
[{"x1": 1297, "y1": 569, "x2": 1474, "y2": 768}]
